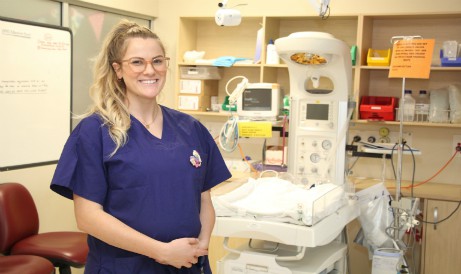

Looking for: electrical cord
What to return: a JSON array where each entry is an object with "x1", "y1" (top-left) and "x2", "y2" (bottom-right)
[
  {"x1": 280, "y1": 114, "x2": 288, "y2": 167},
  {"x1": 389, "y1": 142, "x2": 416, "y2": 197},
  {"x1": 387, "y1": 145, "x2": 461, "y2": 232},
  {"x1": 418, "y1": 199, "x2": 461, "y2": 226},
  {"x1": 389, "y1": 148, "x2": 459, "y2": 191}
]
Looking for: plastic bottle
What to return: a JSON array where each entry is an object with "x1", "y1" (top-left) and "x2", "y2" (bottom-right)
[
  {"x1": 266, "y1": 39, "x2": 280, "y2": 65},
  {"x1": 398, "y1": 89, "x2": 415, "y2": 122},
  {"x1": 415, "y1": 90, "x2": 430, "y2": 122}
]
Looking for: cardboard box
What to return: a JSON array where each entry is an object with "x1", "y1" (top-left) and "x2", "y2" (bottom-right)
[
  {"x1": 264, "y1": 145, "x2": 287, "y2": 166},
  {"x1": 180, "y1": 66, "x2": 222, "y2": 79},
  {"x1": 178, "y1": 95, "x2": 211, "y2": 111},
  {"x1": 179, "y1": 79, "x2": 218, "y2": 96}
]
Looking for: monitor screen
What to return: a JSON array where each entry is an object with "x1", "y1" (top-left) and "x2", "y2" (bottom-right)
[
  {"x1": 306, "y1": 103, "x2": 329, "y2": 120},
  {"x1": 242, "y1": 88, "x2": 272, "y2": 111}
]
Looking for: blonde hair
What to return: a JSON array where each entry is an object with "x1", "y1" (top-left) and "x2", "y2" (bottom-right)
[{"x1": 86, "y1": 19, "x2": 165, "y2": 156}]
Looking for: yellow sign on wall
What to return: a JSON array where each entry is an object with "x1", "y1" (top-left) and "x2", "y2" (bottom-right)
[
  {"x1": 388, "y1": 39, "x2": 435, "y2": 79},
  {"x1": 238, "y1": 121, "x2": 272, "y2": 138}
]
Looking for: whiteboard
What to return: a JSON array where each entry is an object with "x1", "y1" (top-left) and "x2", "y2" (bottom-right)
[{"x1": 0, "y1": 17, "x2": 72, "y2": 171}]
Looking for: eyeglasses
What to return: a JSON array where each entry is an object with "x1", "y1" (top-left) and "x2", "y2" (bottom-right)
[{"x1": 120, "y1": 56, "x2": 170, "y2": 73}]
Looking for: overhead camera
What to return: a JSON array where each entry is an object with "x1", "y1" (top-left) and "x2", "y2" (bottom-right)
[
  {"x1": 215, "y1": 0, "x2": 242, "y2": 26},
  {"x1": 215, "y1": 8, "x2": 241, "y2": 27}
]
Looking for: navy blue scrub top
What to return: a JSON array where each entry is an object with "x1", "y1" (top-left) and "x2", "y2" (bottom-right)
[{"x1": 51, "y1": 106, "x2": 232, "y2": 274}]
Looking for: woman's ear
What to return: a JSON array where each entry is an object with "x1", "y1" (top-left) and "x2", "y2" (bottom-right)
[{"x1": 112, "y1": 62, "x2": 123, "y2": 79}]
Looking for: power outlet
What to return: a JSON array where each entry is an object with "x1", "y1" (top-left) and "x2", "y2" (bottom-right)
[{"x1": 453, "y1": 135, "x2": 461, "y2": 158}]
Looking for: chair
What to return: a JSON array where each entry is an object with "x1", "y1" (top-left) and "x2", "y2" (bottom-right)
[
  {"x1": 0, "y1": 255, "x2": 55, "y2": 274},
  {"x1": 0, "y1": 182, "x2": 89, "y2": 274}
]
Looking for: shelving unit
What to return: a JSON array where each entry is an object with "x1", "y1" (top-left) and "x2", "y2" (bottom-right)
[
  {"x1": 176, "y1": 14, "x2": 461, "y2": 274},
  {"x1": 176, "y1": 13, "x2": 461, "y2": 128}
]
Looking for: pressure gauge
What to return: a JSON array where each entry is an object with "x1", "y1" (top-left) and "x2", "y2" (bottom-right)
[
  {"x1": 379, "y1": 127, "x2": 390, "y2": 137},
  {"x1": 310, "y1": 153, "x2": 321, "y2": 163},
  {"x1": 322, "y1": 139, "x2": 332, "y2": 150},
  {"x1": 378, "y1": 127, "x2": 391, "y2": 143}
]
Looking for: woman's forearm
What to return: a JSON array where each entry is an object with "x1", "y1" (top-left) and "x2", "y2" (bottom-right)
[{"x1": 198, "y1": 190, "x2": 215, "y2": 249}]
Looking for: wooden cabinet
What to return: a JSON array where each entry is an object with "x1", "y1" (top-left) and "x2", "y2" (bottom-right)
[
  {"x1": 421, "y1": 199, "x2": 461, "y2": 273},
  {"x1": 176, "y1": 13, "x2": 461, "y2": 128}
]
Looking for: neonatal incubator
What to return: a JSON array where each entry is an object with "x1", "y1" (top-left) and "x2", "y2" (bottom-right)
[{"x1": 212, "y1": 32, "x2": 359, "y2": 274}]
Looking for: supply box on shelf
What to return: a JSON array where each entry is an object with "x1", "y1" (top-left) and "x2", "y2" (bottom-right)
[
  {"x1": 360, "y1": 96, "x2": 397, "y2": 121},
  {"x1": 367, "y1": 48, "x2": 391, "y2": 66},
  {"x1": 178, "y1": 95, "x2": 212, "y2": 112},
  {"x1": 180, "y1": 66, "x2": 222, "y2": 80},
  {"x1": 179, "y1": 79, "x2": 218, "y2": 96},
  {"x1": 440, "y1": 50, "x2": 461, "y2": 67},
  {"x1": 178, "y1": 79, "x2": 218, "y2": 112}
]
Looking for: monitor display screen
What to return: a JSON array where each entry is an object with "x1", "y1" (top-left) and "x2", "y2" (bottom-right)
[
  {"x1": 306, "y1": 104, "x2": 329, "y2": 120},
  {"x1": 242, "y1": 88, "x2": 272, "y2": 111}
]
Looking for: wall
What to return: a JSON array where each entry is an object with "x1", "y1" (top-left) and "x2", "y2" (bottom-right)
[{"x1": 64, "y1": 0, "x2": 158, "y2": 18}]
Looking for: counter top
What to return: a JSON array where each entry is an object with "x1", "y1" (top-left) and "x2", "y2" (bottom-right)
[{"x1": 352, "y1": 177, "x2": 461, "y2": 201}]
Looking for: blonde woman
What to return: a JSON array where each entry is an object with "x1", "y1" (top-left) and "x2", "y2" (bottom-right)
[{"x1": 51, "y1": 20, "x2": 231, "y2": 273}]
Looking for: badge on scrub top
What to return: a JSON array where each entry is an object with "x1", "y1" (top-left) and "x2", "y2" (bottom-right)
[{"x1": 190, "y1": 150, "x2": 202, "y2": 168}]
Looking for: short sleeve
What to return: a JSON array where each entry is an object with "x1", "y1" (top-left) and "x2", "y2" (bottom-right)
[
  {"x1": 50, "y1": 115, "x2": 109, "y2": 205},
  {"x1": 198, "y1": 122, "x2": 232, "y2": 191}
]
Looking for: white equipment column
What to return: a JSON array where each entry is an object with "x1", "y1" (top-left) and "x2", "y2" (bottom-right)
[{"x1": 275, "y1": 32, "x2": 352, "y2": 186}]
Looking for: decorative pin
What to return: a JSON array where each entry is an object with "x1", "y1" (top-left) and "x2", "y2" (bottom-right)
[{"x1": 190, "y1": 150, "x2": 202, "y2": 168}]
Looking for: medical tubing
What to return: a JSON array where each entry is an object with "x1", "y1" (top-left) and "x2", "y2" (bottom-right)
[
  {"x1": 225, "y1": 75, "x2": 248, "y2": 105},
  {"x1": 389, "y1": 149, "x2": 458, "y2": 190},
  {"x1": 218, "y1": 114, "x2": 239, "y2": 152},
  {"x1": 281, "y1": 114, "x2": 288, "y2": 167},
  {"x1": 218, "y1": 75, "x2": 249, "y2": 152},
  {"x1": 237, "y1": 144, "x2": 259, "y2": 174}
]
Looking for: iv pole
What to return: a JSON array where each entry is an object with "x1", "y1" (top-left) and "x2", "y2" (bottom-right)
[
  {"x1": 391, "y1": 35, "x2": 422, "y2": 209},
  {"x1": 389, "y1": 36, "x2": 428, "y2": 274}
]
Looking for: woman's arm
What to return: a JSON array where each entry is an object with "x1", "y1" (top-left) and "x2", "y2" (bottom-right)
[
  {"x1": 73, "y1": 194, "x2": 206, "y2": 268},
  {"x1": 197, "y1": 190, "x2": 215, "y2": 250}
]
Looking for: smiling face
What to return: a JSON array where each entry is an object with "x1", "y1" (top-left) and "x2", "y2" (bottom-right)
[{"x1": 112, "y1": 37, "x2": 167, "y2": 105}]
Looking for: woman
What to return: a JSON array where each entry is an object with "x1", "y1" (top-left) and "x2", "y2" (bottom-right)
[{"x1": 51, "y1": 19, "x2": 231, "y2": 273}]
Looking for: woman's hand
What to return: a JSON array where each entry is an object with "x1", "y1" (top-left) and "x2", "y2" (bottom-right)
[{"x1": 155, "y1": 238, "x2": 208, "y2": 269}]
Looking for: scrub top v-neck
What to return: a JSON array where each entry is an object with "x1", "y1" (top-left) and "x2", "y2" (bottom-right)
[{"x1": 51, "y1": 105, "x2": 231, "y2": 274}]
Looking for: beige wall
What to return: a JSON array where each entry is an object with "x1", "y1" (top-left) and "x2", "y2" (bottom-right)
[
  {"x1": 1, "y1": 2, "x2": 461, "y2": 273},
  {"x1": 64, "y1": 0, "x2": 158, "y2": 17}
]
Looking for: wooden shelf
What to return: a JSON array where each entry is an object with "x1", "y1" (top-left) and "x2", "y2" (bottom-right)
[
  {"x1": 176, "y1": 14, "x2": 461, "y2": 126},
  {"x1": 351, "y1": 119, "x2": 461, "y2": 128}
]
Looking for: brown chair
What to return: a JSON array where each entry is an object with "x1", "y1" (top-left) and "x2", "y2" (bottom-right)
[
  {"x1": 0, "y1": 255, "x2": 55, "y2": 274},
  {"x1": 0, "y1": 182, "x2": 89, "y2": 274}
]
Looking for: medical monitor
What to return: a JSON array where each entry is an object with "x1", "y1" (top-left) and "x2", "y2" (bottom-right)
[{"x1": 237, "y1": 83, "x2": 283, "y2": 121}]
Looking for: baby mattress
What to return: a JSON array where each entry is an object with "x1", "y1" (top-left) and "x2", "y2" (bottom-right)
[{"x1": 212, "y1": 177, "x2": 346, "y2": 226}]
